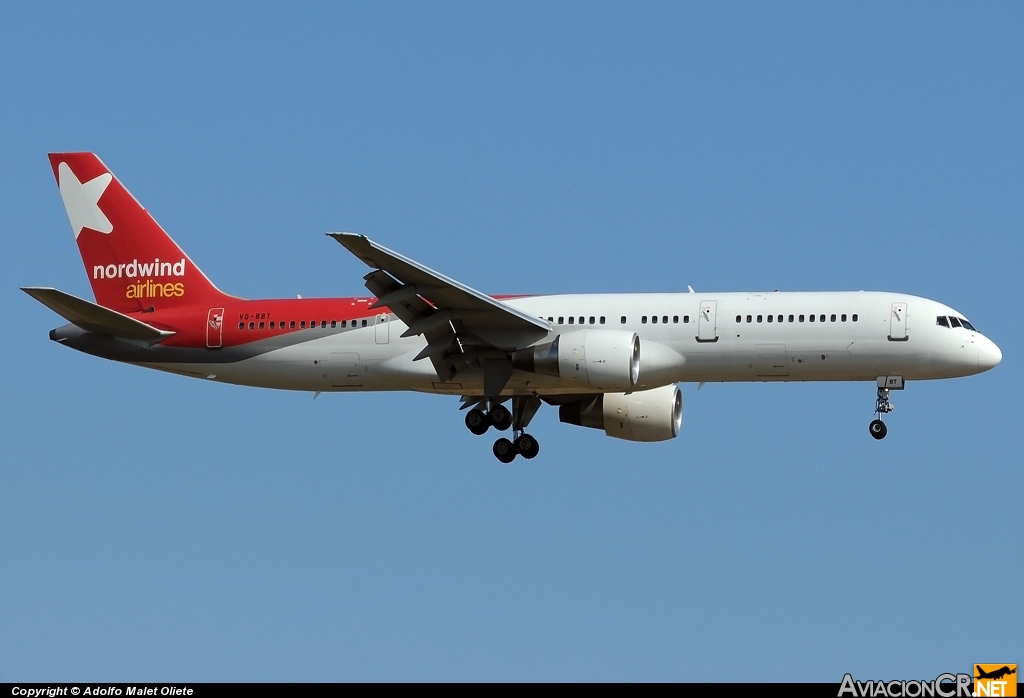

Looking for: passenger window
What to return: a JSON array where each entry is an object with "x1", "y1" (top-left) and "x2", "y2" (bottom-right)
[
  {"x1": 736, "y1": 315, "x2": 742, "y2": 323},
  {"x1": 852, "y1": 314, "x2": 858, "y2": 322},
  {"x1": 589, "y1": 316, "x2": 595, "y2": 324},
  {"x1": 830, "y1": 314, "x2": 836, "y2": 322},
  {"x1": 936, "y1": 316, "x2": 949, "y2": 327},
  {"x1": 290, "y1": 321, "x2": 296, "y2": 329},
  {"x1": 652, "y1": 316, "x2": 658, "y2": 324},
  {"x1": 361, "y1": 319, "x2": 367, "y2": 327},
  {"x1": 249, "y1": 322, "x2": 255, "y2": 329},
  {"x1": 569, "y1": 317, "x2": 575, "y2": 324},
  {"x1": 746, "y1": 315, "x2": 752, "y2": 323},
  {"x1": 841, "y1": 314, "x2": 847, "y2": 322},
  {"x1": 600, "y1": 316, "x2": 606, "y2": 324},
  {"x1": 683, "y1": 315, "x2": 689, "y2": 323},
  {"x1": 641, "y1": 316, "x2": 647, "y2": 324},
  {"x1": 777, "y1": 315, "x2": 783, "y2": 323},
  {"x1": 789, "y1": 315, "x2": 794, "y2": 322},
  {"x1": 238, "y1": 322, "x2": 244, "y2": 330},
  {"x1": 949, "y1": 317, "x2": 962, "y2": 328},
  {"x1": 672, "y1": 316, "x2": 678, "y2": 323},
  {"x1": 259, "y1": 322, "x2": 265, "y2": 329},
  {"x1": 809, "y1": 315, "x2": 815, "y2": 322},
  {"x1": 820, "y1": 315, "x2": 825, "y2": 322},
  {"x1": 799, "y1": 315, "x2": 805, "y2": 322},
  {"x1": 548, "y1": 317, "x2": 553, "y2": 322},
  {"x1": 300, "y1": 321, "x2": 306, "y2": 329},
  {"x1": 558, "y1": 317, "x2": 564, "y2": 324},
  {"x1": 767, "y1": 315, "x2": 773, "y2": 323},
  {"x1": 579, "y1": 317, "x2": 584, "y2": 324},
  {"x1": 662, "y1": 315, "x2": 668, "y2": 324},
  {"x1": 620, "y1": 316, "x2": 627, "y2": 324},
  {"x1": 320, "y1": 320, "x2": 326, "y2": 328},
  {"x1": 331, "y1": 320, "x2": 336, "y2": 328},
  {"x1": 757, "y1": 315, "x2": 763, "y2": 323}
]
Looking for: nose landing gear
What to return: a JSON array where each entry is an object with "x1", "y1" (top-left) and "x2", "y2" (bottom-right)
[{"x1": 869, "y1": 377, "x2": 901, "y2": 440}]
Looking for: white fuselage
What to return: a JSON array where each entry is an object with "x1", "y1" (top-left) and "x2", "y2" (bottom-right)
[{"x1": 149, "y1": 291, "x2": 1001, "y2": 396}]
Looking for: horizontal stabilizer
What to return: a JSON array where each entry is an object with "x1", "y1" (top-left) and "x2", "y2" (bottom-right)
[{"x1": 21, "y1": 287, "x2": 173, "y2": 341}]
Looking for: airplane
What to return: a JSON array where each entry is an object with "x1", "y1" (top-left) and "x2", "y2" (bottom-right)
[
  {"x1": 24, "y1": 153, "x2": 1002, "y2": 462},
  {"x1": 976, "y1": 666, "x2": 1017, "y2": 681}
]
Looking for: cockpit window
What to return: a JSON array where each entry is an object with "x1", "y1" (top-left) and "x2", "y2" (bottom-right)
[
  {"x1": 948, "y1": 317, "x2": 962, "y2": 328},
  {"x1": 960, "y1": 318, "x2": 977, "y2": 331},
  {"x1": 936, "y1": 316, "x2": 949, "y2": 328}
]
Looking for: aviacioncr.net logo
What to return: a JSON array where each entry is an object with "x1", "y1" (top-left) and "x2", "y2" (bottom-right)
[
  {"x1": 839, "y1": 673, "x2": 972, "y2": 698},
  {"x1": 975, "y1": 665, "x2": 1017, "y2": 697}
]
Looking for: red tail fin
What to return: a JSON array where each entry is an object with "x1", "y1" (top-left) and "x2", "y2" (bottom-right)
[{"x1": 48, "y1": 153, "x2": 234, "y2": 313}]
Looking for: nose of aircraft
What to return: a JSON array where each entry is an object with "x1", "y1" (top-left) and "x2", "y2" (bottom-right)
[{"x1": 978, "y1": 336, "x2": 1002, "y2": 372}]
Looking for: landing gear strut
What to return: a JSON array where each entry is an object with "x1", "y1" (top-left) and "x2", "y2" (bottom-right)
[{"x1": 869, "y1": 382, "x2": 897, "y2": 440}]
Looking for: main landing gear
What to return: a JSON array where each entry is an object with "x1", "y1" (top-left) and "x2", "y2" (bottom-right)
[
  {"x1": 869, "y1": 379, "x2": 900, "y2": 440},
  {"x1": 464, "y1": 396, "x2": 541, "y2": 462},
  {"x1": 465, "y1": 405, "x2": 509, "y2": 435}
]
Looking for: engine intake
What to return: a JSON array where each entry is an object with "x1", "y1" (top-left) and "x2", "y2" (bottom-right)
[
  {"x1": 559, "y1": 384, "x2": 683, "y2": 442},
  {"x1": 512, "y1": 330, "x2": 640, "y2": 392}
]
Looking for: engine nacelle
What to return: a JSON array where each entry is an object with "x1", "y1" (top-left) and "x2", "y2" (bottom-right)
[
  {"x1": 558, "y1": 384, "x2": 683, "y2": 442},
  {"x1": 512, "y1": 330, "x2": 640, "y2": 392}
]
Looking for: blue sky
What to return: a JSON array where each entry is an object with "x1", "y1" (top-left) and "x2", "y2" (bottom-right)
[{"x1": 1, "y1": 2, "x2": 1020, "y2": 681}]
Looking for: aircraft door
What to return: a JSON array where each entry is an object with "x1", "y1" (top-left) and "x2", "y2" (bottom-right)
[
  {"x1": 206, "y1": 307, "x2": 224, "y2": 348},
  {"x1": 755, "y1": 344, "x2": 788, "y2": 376},
  {"x1": 375, "y1": 313, "x2": 390, "y2": 344},
  {"x1": 329, "y1": 352, "x2": 363, "y2": 386},
  {"x1": 889, "y1": 302, "x2": 908, "y2": 341},
  {"x1": 697, "y1": 301, "x2": 718, "y2": 342}
]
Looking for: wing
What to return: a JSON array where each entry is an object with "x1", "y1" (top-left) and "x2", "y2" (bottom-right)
[{"x1": 329, "y1": 232, "x2": 551, "y2": 390}]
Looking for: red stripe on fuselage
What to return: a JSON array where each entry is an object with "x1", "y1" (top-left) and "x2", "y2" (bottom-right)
[
  {"x1": 122, "y1": 293, "x2": 542, "y2": 348},
  {"x1": 132, "y1": 297, "x2": 385, "y2": 349}
]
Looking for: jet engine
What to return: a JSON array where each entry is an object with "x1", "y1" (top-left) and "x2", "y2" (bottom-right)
[
  {"x1": 558, "y1": 384, "x2": 683, "y2": 442},
  {"x1": 512, "y1": 330, "x2": 640, "y2": 392}
]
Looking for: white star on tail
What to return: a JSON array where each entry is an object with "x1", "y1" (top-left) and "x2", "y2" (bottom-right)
[{"x1": 58, "y1": 161, "x2": 113, "y2": 238}]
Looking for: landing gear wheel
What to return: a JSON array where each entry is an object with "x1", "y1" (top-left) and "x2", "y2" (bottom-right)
[
  {"x1": 515, "y1": 433, "x2": 540, "y2": 460},
  {"x1": 489, "y1": 404, "x2": 512, "y2": 431},
  {"x1": 465, "y1": 409, "x2": 490, "y2": 436},
  {"x1": 869, "y1": 419, "x2": 887, "y2": 440},
  {"x1": 493, "y1": 437, "x2": 516, "y2": 463}
]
